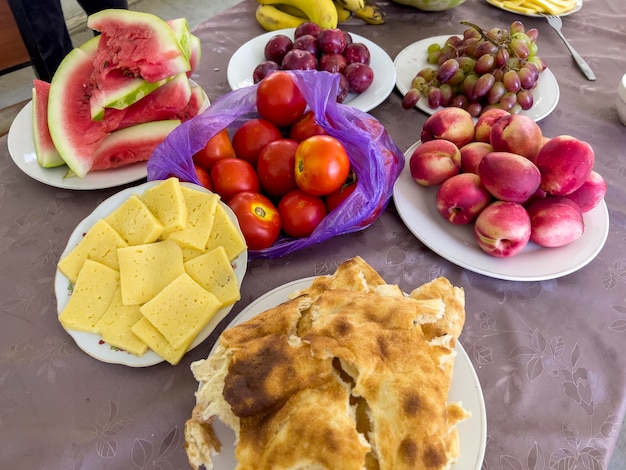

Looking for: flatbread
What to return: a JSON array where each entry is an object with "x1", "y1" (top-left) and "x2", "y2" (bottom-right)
[{"x1": 185, "y1": 256, "x2": 469, "y2": 470}]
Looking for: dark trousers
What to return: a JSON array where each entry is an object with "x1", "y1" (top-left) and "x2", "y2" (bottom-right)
[{"x1": 21, "y1": 0, "x2": 128, "y2": 81}]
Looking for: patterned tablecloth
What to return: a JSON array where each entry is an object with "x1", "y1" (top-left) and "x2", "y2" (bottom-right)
[{"x1": 1, "y1": 0, "x2": 625, "y2": 468}]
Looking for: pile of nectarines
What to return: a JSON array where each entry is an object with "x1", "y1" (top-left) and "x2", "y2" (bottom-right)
[{"x1": 409, "y1": 107, "x2": 606, "y2": 257}]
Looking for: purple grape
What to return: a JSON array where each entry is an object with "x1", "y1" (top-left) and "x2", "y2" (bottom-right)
[
  {"x1": 474, "y1": 41, "x2": 497, "y2": 58},
  {"x1": 264, "y1": 34, "x2": 293, "y2": 64},
  {"x1": 436, "y1": 58, "x2": 460, "y2": 84},
  {"x1": 428, "y1": 87, "x2": 442, "y2": 108},
  {"x1": 402, "y1": 88, "x2": 421, "y2": 109},
  {"x1": 317, "y1": 28, "x2": 347, "y2": 55},
  {"x1": 474, "y1": 73, "x2": 495, "y2": 98},
  {"x1": 503, "y1": 70, "x2": 521, "y2": 93},
  {"x1": 252, "y1": 61, "x2": 280, "y2": 83},
  {"x1": 319, "y1": 53, "x2": 348, "y2": 74},
  {"x1": 344, "y1": 62, "x2": 374, "y2": 93},
  {"x1": 517, "y1": 89, "x2": 534, "y2": 110},
  {"x1": 292, "y1": 34, "x2": 319, "y2": 57},
  {"x1": 467, "y1": 102, "x2": 483, "y2": 117},
  {"x1": 474, "y1": 54, "x2": 495, "y2": 75},
  {"x1": 343, "y1": 43, "x2": 371, "y2": 65},
  {"x1": 281, "y1": 49, "x2": 318, "y2": 70},
  {"x1": 487, "y1": 81, "x2": 506, "y2": 105},
  {"x1": 294, "y1": 22, "x2": 322, "y2": 39},
  {"x1": 518, "y1": 67, "x2": 536, "y2": 89}
]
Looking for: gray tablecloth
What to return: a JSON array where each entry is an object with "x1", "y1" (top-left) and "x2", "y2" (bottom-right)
[{"x1": 2, "y1": 0, "x2": 626, "y2": 468}]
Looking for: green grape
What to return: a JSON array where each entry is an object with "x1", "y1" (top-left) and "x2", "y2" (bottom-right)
[{"x1": 427, "y1": 43, "x2": 441, "y2": 54}]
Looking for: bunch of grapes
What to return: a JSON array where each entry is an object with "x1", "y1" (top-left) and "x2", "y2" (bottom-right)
[{"x1": 402, "y1": 20, "x2": 546, "y2": 117}]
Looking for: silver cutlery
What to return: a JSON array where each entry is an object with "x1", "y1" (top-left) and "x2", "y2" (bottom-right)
[{"x1": 544, "y1": 14, "x2": 596, "y2": 81}]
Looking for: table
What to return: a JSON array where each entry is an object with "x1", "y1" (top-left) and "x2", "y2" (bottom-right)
[{"x1": 2, "y1": 0, "x2": 625, "y2": 468}]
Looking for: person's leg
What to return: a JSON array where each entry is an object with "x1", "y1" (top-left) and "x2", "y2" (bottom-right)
[
  {"x1": 21, "y1": 0, "x2": 74, "y2": 80},
  {"x1": 75, "y1": 0, "x2": 129, "y2": 17}
]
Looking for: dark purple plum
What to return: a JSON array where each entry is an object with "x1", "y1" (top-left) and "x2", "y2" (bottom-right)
[
  {"x1": 292, "y1": 34, "x2": 319, "y2": 57},
  {"x1": 264, "y1": 34, "x2": 293, "y2": 64},
  {"x1": 281, "y1": 49, "x2": 318, "y2": 70},
  {"x1": 343, "y1": 43, "x2": 371, "y2": 65},
  {"x1": 319, "y1": 53, "x2": 348, "y2": 74},
  {"x1": 294, "y1": 21, "x2": 322, "y2": 39},
  {"x1": 344, "y1": 62, "x2": 374, "y2": 93},
  {"x1": 317, "y1": 28, "x2": 347, "y2": 55},
  {"x1": 253, "y1": 61, "x2": 280, "y2": 83},
  {"x1": 336, "y1": 74, "x2": 349, "y2": 103}
]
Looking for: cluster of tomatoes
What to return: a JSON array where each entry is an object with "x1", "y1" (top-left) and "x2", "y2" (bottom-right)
[{"x1": 190, "y1": 71, "x2": 356, "y2": 250}]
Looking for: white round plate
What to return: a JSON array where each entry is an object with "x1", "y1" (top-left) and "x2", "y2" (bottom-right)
[
  {"x1": 485, "y1": 0, "x2": 582, "y2": 17},
  {"x1": 393, "y1": 141, "x2": 610, "y2": 282},
  {"x1": 227, "y1": 28, "x2": 396, "y2": 113},
  {"x1": 207, "y1": 278, "x2": 487, "y2": 469},
  {"x1": 394, "y1": 35, "x2": 560, "y2": 122},
  {"x1": 8, "y1": 83, "x2": 209, "y2": 191},
  {"x1": 54, "y1": 181, "x2": 247, "y2": 367}
]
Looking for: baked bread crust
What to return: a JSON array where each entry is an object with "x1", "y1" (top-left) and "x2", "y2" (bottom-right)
[{"x1": 185, "y1": 256, "x2": 469, "y2": 470}]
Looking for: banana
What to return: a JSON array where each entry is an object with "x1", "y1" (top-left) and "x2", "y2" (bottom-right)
[
  {"x1": 255, "y1": 4, "x2": 308, "y2": 31},
  {"x1": 273, "y1": 3, "x2": 308, "y2": 18},
  {"x1": 333, "y1": 1, "x2": 355, "y2": 22},
  {"x1": 256, "y1": 0, "x2": 338, "y2": 29},
  {"x1": 353, "y1": 0, "x2": 386, "y2": 25},
  {"x1": 333, "y1": 0, "x2": 365, "y2": 12},
  {"x1": 489, "y1": 0, "x2": 577, "y2": 14}
]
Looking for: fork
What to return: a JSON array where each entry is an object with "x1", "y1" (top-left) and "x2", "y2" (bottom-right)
[{"x1": 543, "y1": 14, "x2": 596, "y2": 81}]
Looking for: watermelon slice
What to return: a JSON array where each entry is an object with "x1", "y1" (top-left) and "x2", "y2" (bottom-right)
[
  {"x1": 114, "y1": 73, "x2": 192, "y2": 130},
  {"x1": 88, "y1": 9, "x2": 190, "y2": 83},
  {"x1": 188, "y1": 34, "x2": 202, "y2": 77},
  {"x1": 91, "y1": 120, "x2": 181, "y2": 171},
  {"x1": 32, "y1": 80, "x2": 64, "y2": 168},
  {"x1": 167, "y1": 18, "x2": 192, "y2": 61}
]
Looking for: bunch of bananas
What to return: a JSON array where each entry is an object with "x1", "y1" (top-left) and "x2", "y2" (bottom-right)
[
  {"x1": 488, "y1": 0, "x2": 577, "y2": 15},
  {"x1": 255, "y1": 0, "x2": 387, "y2": 32}
]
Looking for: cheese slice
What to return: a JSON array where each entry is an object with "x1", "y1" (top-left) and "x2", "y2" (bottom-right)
[
  {"x1": 184, "y1": 246, "x2": 241, "y2": 307},
  {"x1": 131, "y1": 317, "x2": 194, "y2": 365},
  {"x1": 139, "y1": 272, "x2": 221, "y2": 350},
  {"x1": 95, "y1": 288, "x2": 148, "y2": 356},
  {"x1": 117, "y1": 239, "x2": 185, "y2": 305},
  {"x1": 140, "y1": 177, "x2": 188, "y2": 235},
  {"x1": 104, "y1": 194, "x2": 164, "y2": 246},
  {"x1": 167, "y1": 186, "x2": 219, "y2": 251},
  {"x1": 58, "y1": 259, "x2": 120, "y2": 333},
  {"x1": 57, "y1": 219, "x2": 128, "y2": 284},
  {"x1": 205, "y1": 204, "x2": 246, "y2": 261}
]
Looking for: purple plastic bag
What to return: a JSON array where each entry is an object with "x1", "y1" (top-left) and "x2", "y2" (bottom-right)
[{"x1": 147, "y1": 70, "x2": 404, "y2": 259}]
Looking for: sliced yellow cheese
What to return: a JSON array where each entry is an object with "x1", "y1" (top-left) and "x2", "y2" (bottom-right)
[
  {"x1": 131, "y1": 317, "x2": 194, "y2": 365},
  {"x1": 117, "y1": 239, "x2": 185, "y2": 305},
  {"x1": 57, "y1": 219, "x2": 128, "y2": 285},
  {"x1": 104, "y1": 194, "x2": 164, "y2": 246},
  {"x1": 140, "y1": 177, "x2": 188, "y2": 235},
  {"x1": 58, "y1": 259, "x2": 120, "y2": 333},
  {"x1": 166, "y1": 186, "x2": 219, "y2": 251},
  {"x1": 184, "y1": 246, "x2": 241, "y2": 307},
  {"x1": 139, "y1": 272, "x2": 221, "y2": 350},
  {"x1": 180, "y1": 245, "x2": 205, "y2": 262},
  {"x1": 205, "y1": 204, "x2": 246, "y2": 262},
  {"x1": 95, "y1": 288, "x2": 148, "y2": 356}
]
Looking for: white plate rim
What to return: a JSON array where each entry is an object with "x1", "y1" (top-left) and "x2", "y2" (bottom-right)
[
  {"x1": 226, "y1": 28, "x2": 397, "y2": 113},
  {"x1": 484, "y1": 0, "x2": 583, "y2": 17},
  {"x1": 393, "y1": 141, "x2": 610, "y2": 282},
  {"x1": 207, "y1": 277, "x2": 487, "y2": 469},
  {"x1": 394, "y1": 35, "x2": 560, "y2": 122},
  {"x1": 54, "y1": 180, "x2": 248, "y2": 367},
  {"x1": 7, "y1": 82, "x2": 209, "y2": 191}
]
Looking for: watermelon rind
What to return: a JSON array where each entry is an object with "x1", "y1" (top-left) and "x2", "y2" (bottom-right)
[
  {"x1": 88, "y1": 9, "x2": 190, "y2": 83},
  {"x1": 188, "y1": 34, "x2": 202, "y2": 77},
  {"x1": 167, "y1": 18, "x2": 192, "y2": 61},
  {"x1": 32, "y1": 83, "x2": 65, "y2": 168},
  {"x1": 48, "y1": 44, "x2": 110, "y2": 178},
  {"x1": 90, "y1": 119, "x2": 181, "y2": 171},
  {"x1": 90, "y1": 76, "x2": 166, "y2": 121}
]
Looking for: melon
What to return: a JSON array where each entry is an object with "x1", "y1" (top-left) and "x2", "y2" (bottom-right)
[
  {"x1": 32, "y1": 80, "x2": 64, "y2": 168},
  {"x1": 91, "y1": 120, "x2": 181, "y2": 171},
  {"x1": 167, "y1": 18, "x2": 192, "y2": 61},
  {"x1": 188, "y1": 34, "x2": 202, "y2": 77}
]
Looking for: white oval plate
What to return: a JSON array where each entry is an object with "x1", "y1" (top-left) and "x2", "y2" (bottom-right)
[
  {"x1": 484, "y1": 0, "x2": 582, "y2": 17},
  {"x1": 393, "y1": 141, "x2": 610, "y2": 282},
  {"x1": 394, "y1": 35, "x2": 560, "y2": 122},
  {"x1": 7, "y1": 83, "x2": 209, "y2": 191},
  {"x1": 54, "y1": 181, "x2": 247, "y2": 367},
  {"x1": 206, "y1": 277, "x2": 487, "y2": 470},
  {"x1": 227, "y1": 28, "x2": 396, "y2": 113}
]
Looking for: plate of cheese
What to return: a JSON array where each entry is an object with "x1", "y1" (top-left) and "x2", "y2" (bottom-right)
[{"x1": 54, "y1": 178, "x2": 248, "y2": 367}]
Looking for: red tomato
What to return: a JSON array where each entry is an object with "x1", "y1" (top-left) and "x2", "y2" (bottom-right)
[
  {"x1": 228, "y1": 192, "x2": 281, "y2": 250},
  {"x1": 256, "y1": 71, "x2": 307, "y2": 127},
  {"x1": 289, "y1": 110, "x2": 327, "y2": 142},
  {"x1": 232, "y1": 118, "x2": 282, "y2": 167},
  {"x1": 326, "y1": 179, "x2": 357, "y2": 212},
  {"x1": 193, "y1": 128, "x2": 236, "y2": 171},
  {"x1": 295, "y1": 135, "x2": 351, "y2": 196},
  {"x1": 210, "y1": 158, "x2": 260, "y2": 203},
  {"x1": 278, "y1": 190, "x2": 327, "y2": 238},
  {"x1": 194, "y1": 164, "x2": 213, "y2": 191},
  {"x1": 256, "y1": 138, "x2": 299, "y2": 199}
]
